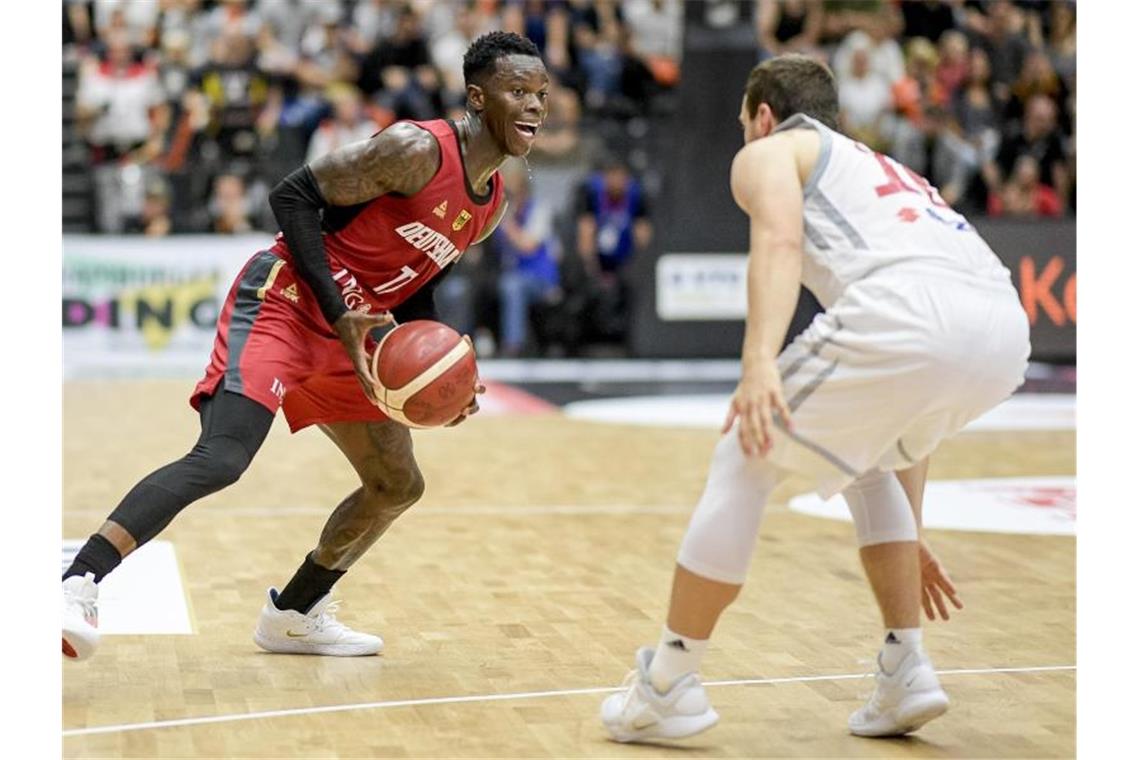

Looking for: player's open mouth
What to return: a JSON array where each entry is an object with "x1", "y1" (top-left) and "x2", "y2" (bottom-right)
[{"x1": 514, "y1": 122, "x2": 540, "y2": 139}]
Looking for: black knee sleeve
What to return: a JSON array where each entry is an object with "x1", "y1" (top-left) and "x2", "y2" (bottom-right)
[{"x1": 106, "y1": 392, "x2": 274, "y2": 546}]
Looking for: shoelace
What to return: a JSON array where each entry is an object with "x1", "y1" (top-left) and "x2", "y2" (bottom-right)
[
  {"x1": 65, "y1": 589, "x2": 97, "y2": 624},
  {"x1": 311, "y1": 600, "x2": 347, "y2": 634}
]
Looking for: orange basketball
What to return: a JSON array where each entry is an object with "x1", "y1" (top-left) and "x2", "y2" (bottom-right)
[{"x1": 370, "y1": 320, "x2": 477, "y2": 429}]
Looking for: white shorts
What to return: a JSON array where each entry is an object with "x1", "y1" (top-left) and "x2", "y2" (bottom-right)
[{"x1": 765, "y1": 273, "x2": 1030, "y2": 498}]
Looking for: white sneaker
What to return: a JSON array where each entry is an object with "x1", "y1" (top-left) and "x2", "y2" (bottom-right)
[
  {"x1": 63, "y1": 573, "x2": 100, "y2": 661},
  {"x1": 601, "y1": 647, "x2": 720, "y2": 742},
  {"x1": 253, "y1": 588, "x2": 383, "y2": 656},
  {"x1": 849, "y1": 650, "x2": 949, "y2": 737}
]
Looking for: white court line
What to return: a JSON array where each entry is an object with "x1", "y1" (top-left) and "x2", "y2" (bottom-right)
[
  {"x1": 66, "y1": 504, "x2": 696, "y2": 518},
  {"x1": 63, "y1": 664, "x2": 1075, "y2": 738}
]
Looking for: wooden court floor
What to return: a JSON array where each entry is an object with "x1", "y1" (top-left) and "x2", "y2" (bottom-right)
[{"x1": 63, "y1": 380, "x2": 1075, "y2": 758}]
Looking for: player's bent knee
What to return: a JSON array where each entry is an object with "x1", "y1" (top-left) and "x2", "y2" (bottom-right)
[
  {"x1": 842, "y1": 469, "x2": 918, "y2": 548},
  {"x1": 397, "y1": 467, "x2": 426, "y2": 506},
  {"x1": 163, "y1": 435, "x2": 253, "y2": 495},
  {"x1": 362, "y1": 464, "x2": 425, "y2": 508}
]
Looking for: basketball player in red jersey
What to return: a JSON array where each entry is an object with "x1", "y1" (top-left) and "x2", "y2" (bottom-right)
[{"x1": 63, "y1": 32, "x2": 549, "y2": 660}]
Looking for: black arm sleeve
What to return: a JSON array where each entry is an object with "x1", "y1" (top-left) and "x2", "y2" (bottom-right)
[
  {"x1": 268, "y1": 166, "x2": 348, "y2": 327},
  {"x1": 391, "y1": 265, "x2": 451, "y2": 324}
]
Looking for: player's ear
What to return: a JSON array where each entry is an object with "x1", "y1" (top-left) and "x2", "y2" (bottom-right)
[
  {"x1": 757, "y1": 103, "x2": 777, "y2": 137},
  {"x1": 467, "y1": 83, "x2": 485, "y2": 113}
]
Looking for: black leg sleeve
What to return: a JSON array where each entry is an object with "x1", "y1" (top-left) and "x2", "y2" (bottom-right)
[{"x1": 104, "y1": 391, "x2": 275, "y2": 547}]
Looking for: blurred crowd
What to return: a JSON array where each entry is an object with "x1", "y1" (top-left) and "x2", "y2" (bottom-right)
[
  {"x1": 63, "y1": 0, "x2": 1075, "y2": 356},
  {"x1": 764, "y1": 0, "x2": 1076, "y2": 217}
]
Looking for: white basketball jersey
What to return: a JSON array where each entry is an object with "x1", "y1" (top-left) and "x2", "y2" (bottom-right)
[{"x1": 773, "y1": 114, "x2": 1013, "y2": 308}]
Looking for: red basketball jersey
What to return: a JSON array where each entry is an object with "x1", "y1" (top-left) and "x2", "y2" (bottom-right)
[{"x1": 270, "y1": 119, "x2": 504, "y2": 314}]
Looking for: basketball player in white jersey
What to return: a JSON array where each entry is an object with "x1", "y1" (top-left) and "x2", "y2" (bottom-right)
[{"x1": 600, "y1": 55, "x2": 1030, "y2": 742}]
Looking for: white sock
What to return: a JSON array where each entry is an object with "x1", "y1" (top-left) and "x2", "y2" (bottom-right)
[
  {"x1": 880, "y1": 627, "x2": 923, "y2": 674},
  {"x1": 647, "y1": 626, "x2": 709, "y2": 693}
]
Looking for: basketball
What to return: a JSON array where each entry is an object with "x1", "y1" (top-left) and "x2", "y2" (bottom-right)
[{"x1": 369, "y1": 320, "x2": 477, "y2": 429}]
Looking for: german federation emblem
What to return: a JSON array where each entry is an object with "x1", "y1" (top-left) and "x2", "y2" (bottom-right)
[{"x1": 452, "y1": 209, "x2": 472, "y2": 231}]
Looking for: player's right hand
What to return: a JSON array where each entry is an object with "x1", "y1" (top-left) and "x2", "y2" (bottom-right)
[
  {"x1": 333, "y1": 310, "x2": 394, "y2": 405},
  {"x1": 919, "y1": 539, "x2": 963, "y2": 621},
  {"x1": 723, "y1": 357, "x2": 793, "y2": 457},
  {"x1": 445, "y1": 336, "x2": 484, "y2": 427}
]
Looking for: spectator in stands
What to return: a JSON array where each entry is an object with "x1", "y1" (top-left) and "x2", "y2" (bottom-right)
[
  {"x1": 188, "y1": 29, "x2": 274, "y2": 166},
  {"x1": 501, "y1": 0, "x2": 554, "y2": 52},
  {"x1": 756, "y1": 0, "x2": 823, "y2": 59},
  {"x1": 933, "y1": 47, "x2": 1001, "y2": 210},
  {"x1": 935, "y1": 30, "x2": 970, "y2": 98},
  {"x1": 836, "y1": 31, "x2": 893, "y2": 151},
  {"x1": 831, "y1": 9, "x2": 905, "y2": 96},
  {"x1": 1006, "y1": 49, "x2": 1065, "y2": 129},
  {"x1": 972, "y1": 0, "x2": 1031, "y2": 106},
  {"x1": 431, "y1": 1, "x2": 489, "y2": 110},
  {"x1": 92, "y1": 0, "x2": 160, "y2": 48},
  {"x1": 76, "y1": 27, "x2": 168, "y2": 232},
  {"x1": 623, "y1": 0, "x2": 683, "y2": 88},
  {"x1": 888, "y1": 36, "x2": 944, "y2": 174},
  {"x1": 359, "y1": 4, "x2": 440, "y2": 122},
  {"x1": 255, "y1": 0, "x2": 332, "y2": 51},
  {"x1": 986, "y1": 155, "x2": 1062, "y2": 218},
  {"x1": 294, "y1": 6, "x2": 359, "y2": 90},
  {"x1": 899, "y1": 0, "x2": 957, "y2": 44},
  {"x1": 207, "y1": 172, "x2": 254, "y2": 234},
  {"x1": 1047, "y1": 0, "x2": 1076, "y2": 87},
  {"x1": 613, "y1": 23, "x2": 660, "y2": 114},
  {"x1": 189, "y1": 0, "x2": 263, "y2": 68},
  {"x1": 306, "y1": 84, "x2": 381, "y2": 163},
  {"x1": 493, "y1": 163, "x2": 564, "y2": 357},
  {"x1": 124, "y1": 177, "x2": 175, "y2": 237},
  {"x1": 63, "y1": 0, "x2": 1076, "y2": 243},
  {"x1": 567, "y1": 156, "x2": 652, "y2": 351},
  {"x1": 156, "y1": 28, "x2": 194, "y2": 107},
  {"x1": 543, "y1": 3, "x2": 579, "y2": 90},
  {"x1": 820, "y1": 0, "x2": 897, "y2": 46},
  {"x1": 65, "y1": 0, "x2": 95, "y2": 50},
  {"x1": 985, "y1": 93, "x2": 1070, "y2": 209},
  {"x1": 347, "y1": 0, "x2": 400, "y2": 55},
  {"x1": 568, "y1": 0, "x2": 629, "y2": 113}
]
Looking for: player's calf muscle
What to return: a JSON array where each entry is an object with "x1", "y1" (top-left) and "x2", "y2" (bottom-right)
[{"x1": 313, "y1": 477, "x2": 425, "y2": 569}]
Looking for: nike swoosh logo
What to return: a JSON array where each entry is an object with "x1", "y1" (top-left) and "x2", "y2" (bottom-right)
[
  {"x1": 905, "y1": 675, "x2": 918, "y2": 688},
  {"x1": 285, "y1": 630, "x2": 309, "y2": 638}
]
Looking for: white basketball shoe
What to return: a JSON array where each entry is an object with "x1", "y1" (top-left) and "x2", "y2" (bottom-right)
[
  {"x1": 601, "y1": 647, "x2": 720, "y2": 742},
  {"x1": 63, "y1": 572, "x2": 100, "y2": 661},
  {"x1": 848, "y1": 650, "x2": 950, "y2": 737},
  {"x1": 253, "y1": 588, "x2": 383, "y2": 656}
]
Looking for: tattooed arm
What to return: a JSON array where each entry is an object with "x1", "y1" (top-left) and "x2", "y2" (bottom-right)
[
  {"x1": 308, "y1": 121, "x2": 440, "y2": 205},
  {"x1": 268, "y1": 122, "x2": 441, "y2": 404}
]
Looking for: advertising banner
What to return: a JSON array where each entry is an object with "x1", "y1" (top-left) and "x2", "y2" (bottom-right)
[
  {"x1": 63, "y1": 234, "x2": 273, "y2": 378},
  {"x1": 643, "y1": 220, "x2": 1075, "y2": 362},
  {"x1": 972, "y1": 219, "x2": 1075, "y2": 363}
]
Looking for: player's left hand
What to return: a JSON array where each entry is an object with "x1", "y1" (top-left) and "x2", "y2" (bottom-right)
[
  {"x1": 919, "y1": 539, "x2": 964, "y2": 621},
  {"x1": 723, "y1": 357, "x2": 792, "y2": 456},
  {"x1": 446, "y1": 336, "x2": 485, "y2": 427}
]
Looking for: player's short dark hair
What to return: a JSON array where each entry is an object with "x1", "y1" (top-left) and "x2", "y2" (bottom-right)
[
  {"x1": 462, "y1": 31, "x2": 542, "y2": 88},
  {"x1": 744, "y1": 55, "x2": 840, "y2": 131}
]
